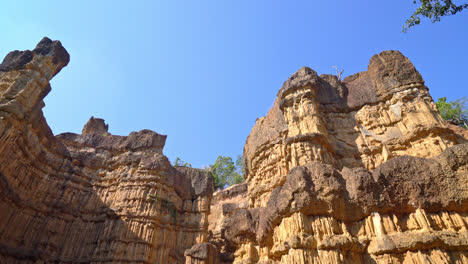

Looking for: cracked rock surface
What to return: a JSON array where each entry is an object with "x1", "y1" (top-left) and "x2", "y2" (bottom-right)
[
  {"x1": 0, "y1": 39, "x2": 467, "y2": 264},
  {"x1": 215, "y1": 51, "x2": 468, "y2": 263},
  {"x1": 0, "y1": 38, "x2": 214, "y2": 264}
]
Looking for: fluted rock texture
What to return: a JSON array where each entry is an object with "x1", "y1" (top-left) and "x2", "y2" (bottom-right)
[
  {"x1": 0, "y1": 38, "x2": 213, "y2": 263},
  {"x1": 1, "y1": 38, "x2": 467, "y2": 264},
  {"x1": 208, "y1": 183, "x2": 248, "y2": 263},
  {"x1": 244, "y1": 51, "x2": 466, "y2": 208},
  {"x1": 220, "y1": 50, "x2": 468, "y2": 263}
]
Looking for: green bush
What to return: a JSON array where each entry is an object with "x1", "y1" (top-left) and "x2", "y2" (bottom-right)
[
  {"x1": 435, "y1": 97, "x2": 467, "y2": 128},
  {"x1": 207, "y1": 155, "x2": 244, "y2": 190},
  {"x1": 172, "y1": 157, "x2": 192, "y2": 167}
]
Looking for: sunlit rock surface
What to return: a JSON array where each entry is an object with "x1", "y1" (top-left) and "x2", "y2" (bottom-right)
[
  {"x1": 0, "y1": 38, "x2": 213, "y2": 264},
  {"x1": 226, "y1": 50, "x2": 468, "y2": 263},
  {"x1": 1, "y1": 38, "x2": 467, "y2": 264},
  {"x1": 207, "y1": 183, "x2": 248, "y2": 263},
  {"x1": 244, "y1": 51, "x2": 466, "y2": 208}
]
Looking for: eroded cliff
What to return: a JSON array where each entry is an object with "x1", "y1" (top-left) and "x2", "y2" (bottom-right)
[
  {"x1": 244, "y1": 51, "x2": 466, "y2": 208},
  {"x1": 0, "y1": 38, "x2": 213, "y2": 263},
  {"x1": 0, "y1": 38, "x2": 467, "y2": 264},
  {"x1": 217, "y1": 51, "x2": 468, "y2": 263}
]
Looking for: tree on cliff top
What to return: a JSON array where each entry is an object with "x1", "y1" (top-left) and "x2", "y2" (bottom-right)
[
  {"x1": 208, "y1": 155, "x2": 244, "y2": 190},
  {"x1": 436, "y1": 97, "x2": 468, "y2": 128},
  {"x1": 403, "y1": 0, "x2": 468, "y2": 32},
  {"x1": 173, "y1": 157, "x2": 192, "y2": 167},
  {"x1": 172, "y1": 155, "x2": 244, "y2": 190}
]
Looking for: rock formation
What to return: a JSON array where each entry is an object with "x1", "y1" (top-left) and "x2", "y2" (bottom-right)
[
  {"x1": 220, "y1": 50, "x2": 468, "y2": 263},
  {"x1": 244, "y1": 51, "x2": 466, "y2": 208},
  {"x1": 0, "y1": 38, "x2": 213, "y2": 263},
  {"x1": 0, "y1": 38, "x2": 467, "y2": 264},
  {"x1": 208, "y1": 183, "x2": 248, "y2": 262}
]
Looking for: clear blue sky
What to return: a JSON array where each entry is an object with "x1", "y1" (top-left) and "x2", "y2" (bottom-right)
[{"x1": 1, "y1": 1, "x2": 467, "y2": 168}]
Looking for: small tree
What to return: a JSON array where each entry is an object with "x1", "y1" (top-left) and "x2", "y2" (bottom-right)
[
  {"x1": 435, "y1": 97, "x2": 468, "y2": 128},
  {"x1": 235, "y1": 154, "x2": 245, "y2": 178},
  {"x1": 208, "y1": 155, "x2": 244, "y2": 190},
  {"x1": 173, "y1": 157, "x2": 192, "y2": 167}
]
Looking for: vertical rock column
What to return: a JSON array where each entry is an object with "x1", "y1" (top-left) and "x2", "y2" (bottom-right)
[
  {"x1": 0, "y1": 38, "x2": 214, "y2": 264},
  {"x1": 232, "y1": 50, "x2": 468, "y2": 263}
]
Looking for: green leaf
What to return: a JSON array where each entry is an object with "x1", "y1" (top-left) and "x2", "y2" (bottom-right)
[
  {"x1": 208, "y1": 155, "x2": 245, "y2": 190},
  {"x1": 403, "y1": 0, "x2": 468, "y2": 32},
  {"x1": 435, "y1": 97, "x2": 468, "y2": 128}
]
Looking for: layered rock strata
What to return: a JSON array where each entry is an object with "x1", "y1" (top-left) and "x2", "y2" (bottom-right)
[
  {"x1": 1, "y1": 38, "x2": 467, "y2": 264},
  {"x1": 227, "y1": 146, "x2": 468, "y2": 263},
  {"x1": 208, "y1": 183, "x2": 248, "y2": 263},
  {"x1": 0, "y1": 38, "x2": 213, "y2": 263},
  {"x1": 244, "y1": 50, "x2": 466, "y2": 208},
  {"x1": 224, "y1": 51, "x2": 468, "y2": 263}
]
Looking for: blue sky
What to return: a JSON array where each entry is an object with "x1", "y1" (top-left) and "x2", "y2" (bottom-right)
[{"x1": 1, "y1": 1, "x2": 467, "y2": 168}]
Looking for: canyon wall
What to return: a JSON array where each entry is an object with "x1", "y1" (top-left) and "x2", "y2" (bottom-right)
[
  {"x1": 244, "y1": 51, "x2": 466, "y2": 208},
  {"x1": 1, "y1": 38, "x2": 467, "y2": 264},
  {"x1": 0, "y1": 38, "x2": 213, "y2": 263},
  {"x1": 218, "y1": 50, "x2": 468, "y2": 263}
]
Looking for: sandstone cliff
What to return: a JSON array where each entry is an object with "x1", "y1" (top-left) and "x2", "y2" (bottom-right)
[
  {"x1": 217, "y1": 51, "x2": 468, "y2": 263},
  {"x1": 0, "y1": 38, "x2": 213, "y2": 263},
  {"x1": 1, "y1": 38, "x2": 467, "y2": 264},
  {"x1": 207, "y1": 183, "x2": 248, "y2": 262},
  {"x1": 244, "y1": 51, "x2": 466, "y2": 208}
]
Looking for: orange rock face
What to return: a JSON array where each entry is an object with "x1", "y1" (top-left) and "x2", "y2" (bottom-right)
[
  {"x1": 1, "y1": 38, "x2": 467, "y2": 264},
  {"x1": 244, "y1": 51, "x2": 466, "y2": 208},
  {"x1": 207, "y1": 183, "x2": 248, "y2": 263},
  {"x1": 226, "y1": 51, "x2": 468, "y2": 263},
  {"x1": 0, "y1": 38, "x2": 213, "y2": 263}
]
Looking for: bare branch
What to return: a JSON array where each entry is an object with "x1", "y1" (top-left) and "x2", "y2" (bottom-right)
[{"x1": 332, "y1": 66, "x2": 344, "y2": 81}]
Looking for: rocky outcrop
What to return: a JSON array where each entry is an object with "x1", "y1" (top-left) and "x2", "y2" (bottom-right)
[
  {"x1": 82, "y1": 116, "x2": 109, "y2": 134},
  {"x1": 227, "y1": 51, "x2": 468, "y2": 263},
  {"x1": 244, "y1": 50, "x2": 466, "y2": 208},
  {"x1": 208, "y1": 183, "x2": 248, "y2": 263},
  {"x1": 0, "y1": 38, "x2": 213, "y2": 263},
  {"x1": 449, "y1": 123, "x2": 468, "y2": 141},
  {"x1": 184, "y1": 243, "x2": 218, "y2": 264},
  {"x1": 1, "y1": 38, "x2": 467, "y2": 264},
  {"x1": 225, "y1": 145, "x2": 468, "y2": 263}
]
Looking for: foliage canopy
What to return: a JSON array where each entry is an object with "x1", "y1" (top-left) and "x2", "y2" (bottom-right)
[
  {"x1": 435, "y1": 97, "x2": 468, "y2": 128},
  {"x1": 173, "y1": 157, "x2": 192, "y2": 167},
  {"x1": 208, "y1": 155, "x2": 244, "y2": 190},
  {"x1": 403, "y1": 0, "x2": 468, "y2": 32},
  {"x1": 172, "y1": 155, "x2": 244, "y2": 190}
]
